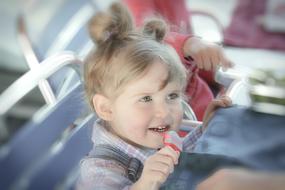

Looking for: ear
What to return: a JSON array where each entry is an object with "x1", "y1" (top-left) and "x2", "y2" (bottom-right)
[{"x1": 92, "y1": 94, "x2": 113, "y2": 121}]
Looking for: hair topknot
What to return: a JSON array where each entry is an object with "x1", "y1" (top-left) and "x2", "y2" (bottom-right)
[
  {"x1": 143, "y1": 18, "x2": 168, "y2": 42},
  {"x1": 88, "y1": 2, "x2": 134, "y2": 44}
]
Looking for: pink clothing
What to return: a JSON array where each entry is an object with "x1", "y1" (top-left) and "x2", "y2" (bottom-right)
[
  {"x1": 165, "y1": 32, "x2": 214, "y2": 121},
  {"x1": 122, "y1": 0, "x2": 192, "y2": 33},
  {"x1": 76, "y1": 119, "x2": 203, "y2": 190},
  {"x1": 224, "y1": 0, "x2": 285, "y2": 51}
]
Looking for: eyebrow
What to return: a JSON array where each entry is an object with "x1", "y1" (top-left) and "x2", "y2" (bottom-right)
[
  {"x1": 131, "y1": 90, "x2": 155, "y2": 98},
  {"x1": 131, "y1": 85, "x2": 181, "y2": 99}
]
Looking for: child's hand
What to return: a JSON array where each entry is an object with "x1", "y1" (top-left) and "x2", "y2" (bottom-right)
[
  {"x1": 183, "y1": 37, "x2": 233, "y2": 71},
  {"x1": 202, "y1": 96, "x2": 232, "y2": 130},
  {"x1": 131, "y1": 146, "x2": 180, "y2": 190}
]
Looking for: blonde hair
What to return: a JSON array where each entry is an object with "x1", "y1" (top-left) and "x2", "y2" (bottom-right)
[{"x1": 84, "y1": 2, "x2": 187, "y2": 111}]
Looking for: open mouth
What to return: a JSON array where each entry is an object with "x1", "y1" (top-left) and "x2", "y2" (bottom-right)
[{"x1": 148, "y1": 125, "x2": 170, "y2": 133}]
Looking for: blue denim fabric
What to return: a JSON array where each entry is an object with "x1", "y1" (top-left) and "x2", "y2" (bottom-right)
[
  {"x1": 161, "y1": 105, "x2": 285, "y2": 190},
  {"x1": 194, "y1": 105, "x2": 285, "y2": 171}
]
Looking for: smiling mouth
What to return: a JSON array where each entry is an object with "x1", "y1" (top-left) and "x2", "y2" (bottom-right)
[{"x1": 148, "y1": 125, "x2": 170, "y2": 133}]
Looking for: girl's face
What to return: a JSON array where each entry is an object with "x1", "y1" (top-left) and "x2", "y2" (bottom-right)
[{"x1": 109, "y1": 61, "x2": 184, "y2": 149}]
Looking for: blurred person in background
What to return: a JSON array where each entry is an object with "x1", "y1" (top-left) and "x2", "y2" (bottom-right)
[{"x1": 122, "y1": 0, "x2": 232, "y2": 121}]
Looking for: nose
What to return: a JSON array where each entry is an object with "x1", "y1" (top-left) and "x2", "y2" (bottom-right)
[{"x1": 154, "y1": 101, "x2": 170, "y2": 119}]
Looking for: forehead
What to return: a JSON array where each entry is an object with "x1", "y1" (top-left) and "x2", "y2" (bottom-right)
[{"x1": 123, "y1": 61, "x2": 179, "y2": 94}]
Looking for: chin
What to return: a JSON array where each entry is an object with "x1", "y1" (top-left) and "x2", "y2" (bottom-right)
[
  {"x1": 138, "y1": 141, "x2": 161, "y2": 149},
  {"x1": 149, "y1": 141, "x2": 164, "y2": 149}
]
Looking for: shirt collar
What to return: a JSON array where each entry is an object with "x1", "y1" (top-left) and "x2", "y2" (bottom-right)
[{"x1": 91, "y1": 119, "x2": 156, "y2": 163}]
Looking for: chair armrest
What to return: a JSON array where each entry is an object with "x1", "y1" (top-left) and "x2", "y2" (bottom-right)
[
  {"x1": 190, "y1": 10, "x2": 224, "y2": 34},
  {"x1": 0, "y1": 51, "x2": 82, "y2": 116}
]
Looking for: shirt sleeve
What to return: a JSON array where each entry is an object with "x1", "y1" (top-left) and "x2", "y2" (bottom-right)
[
  {"x1": 165, "y1": 32, "x2": 197, "y2": 72},
  {"x1": 182, "y1": 124, "x2": 203, "y2": 153},
  {"x1": 76, "y1": 158, "x2": 132, "y2": 190}
]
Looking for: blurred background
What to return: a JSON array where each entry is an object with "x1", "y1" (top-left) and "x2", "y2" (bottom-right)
[
  {"x1": 0, "y1": 0, "x2": 284, "y2": 189},
  {"x1": 0, "y1": 0, "x2": 285, "y2": 140}
]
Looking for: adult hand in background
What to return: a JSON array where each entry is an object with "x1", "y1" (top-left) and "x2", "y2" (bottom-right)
[
  {"x1": 183, "y1": 36, "x2": 233, "y2": 71},
  {"x1": 202, "y1": 95, "x2": 232, "y2": 130}
]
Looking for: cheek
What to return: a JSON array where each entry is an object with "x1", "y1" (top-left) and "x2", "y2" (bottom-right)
[
  {"x1": 116, "y1": 106, "x2": 151, "y2": 133},
  {"x1": 171, "y1": 105, "x2": 184, "y2": 127},
  {"x1": 128, "y1": 109, "x2": 151, "y2": 128},
  {"x1": 118, "y1": 113, "x2": 151, "y2": 143}
]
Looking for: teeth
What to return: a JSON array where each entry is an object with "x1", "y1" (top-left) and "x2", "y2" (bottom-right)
[{"x1": 149, "y1": 125, "x2": 169, "y2": 132}]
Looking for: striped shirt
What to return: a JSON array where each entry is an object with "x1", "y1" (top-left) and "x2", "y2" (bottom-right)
[{"x1": 76, "y1": 119, "x2": 203, "y2": 190}]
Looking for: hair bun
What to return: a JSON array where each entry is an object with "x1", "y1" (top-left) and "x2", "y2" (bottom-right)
[
  {"x1": 88, "y1": 12, "x2": 112, "y2": 44},
  {"x1": 143, "y1": 18, "x2": 168, "y2": 42},
  {"x1": 88, "y1": 2, "x2": 134, "y2": 45}
]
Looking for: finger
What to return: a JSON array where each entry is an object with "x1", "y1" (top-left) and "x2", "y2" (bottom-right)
[
  {"x1": 191, "y1": 51, "x2": 205, "y2": 69},
  {"x1": 140, "y1": 167, "x2": 168, "y2": 188},
  {"x1": 216, "y1": 100, "x2": 229, "y2": 108},
  {"x1": 194, "y1": 54, "x2": 203, "y2": 69},
  {"x1": 158, "y1": 146, "x2": 180, "y2": 165},
  {"x1": 208, "y1": 99, "x2": 223, "y2": 109},
  {"x1": 202, "y1": 52, "x2": 212, "y2": 71},
  {"x1": 150, "y1": 160, "x2": 174, "y2": 175},
  {"x1": 215, "y1": 46, "x2": 223, "y2": 69},
  {"x1": 218, "y1": 95, "x2": 232, "y2": 106},
  {"x1": 215, "y1": 99, "x2": 228, "y2": 107},
  {"x1": 154, "y1": 153, "x2": 175, "y2": 172},
  {"x1": 146, "y1": 152, "x2": 176, "y2": 173},
  {"x1": 222, "y1": 96, "x2": 232, "y2": 106},
  {"x1": 218, "y1": 51, "x2": 233, "y2": 71},
  {"x1": 202, "y1": 99, "x2": 225, "y2": 123},
  {"x1": 211, "y1": 50, "x2": 220, "y2": 71},
  {"x1": 202, "y1": 103, "x2": 216, "y2": 125},
  {"x1": 150, "y1": 170, "x2": 169, "y2": 186},
  {"x1": 202, "y1": 111, "x2": 215, "y2": 130}
]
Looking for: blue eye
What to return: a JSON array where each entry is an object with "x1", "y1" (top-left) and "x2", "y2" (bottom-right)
[
  {"x1": 168, "y1": 93, "x2": 179, "y2": 100},
  {"x1": 140, "y1": 96, "x2": 152, "y2": 102}
]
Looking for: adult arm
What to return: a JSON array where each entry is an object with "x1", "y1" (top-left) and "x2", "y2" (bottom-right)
[{"x1": 196, "y1": 168, "x2": 285, "y2": 190}]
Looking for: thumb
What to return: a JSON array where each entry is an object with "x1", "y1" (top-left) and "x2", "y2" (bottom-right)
[{"x1": 202, "y1": 99, "x2": 224, "y2": 129}]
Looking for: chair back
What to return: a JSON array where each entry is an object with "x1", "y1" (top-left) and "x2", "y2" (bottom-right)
[
  {"x1": 0, "y1": 52, "x2": 89, "y2": 190},
  {"x1": 11, "y1": 114, "x2": 96, "y2": 190}
]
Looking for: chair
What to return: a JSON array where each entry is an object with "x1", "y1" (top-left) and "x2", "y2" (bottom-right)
[
  {"x1": 225, "y1": 79, "x2": 251, "y2": 107},
  {"x1": 0, "y1": 51, "x2": 82, "y2": 116},
  {"x1": 11, "y1": 114, "x2": 96, "y2": 190},
  {"x1": 0, "y1": 52, "x2": 89, "y2": 189},
  {"x1": 21, "y1": 0, "x2": 97, "y2": 60},
  {"x1": 17, "y1": 0, "x2": 98, "y2": 101}
]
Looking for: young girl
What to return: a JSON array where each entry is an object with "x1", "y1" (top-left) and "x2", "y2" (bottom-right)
[{"x1": 77, "y1": 2, "x2": 231, "y2": 190}]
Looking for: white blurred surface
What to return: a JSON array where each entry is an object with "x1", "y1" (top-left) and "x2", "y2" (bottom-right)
[
  {"x1": 0, "y1": 0, "x2": 27, "y2": 72},
  {"x1": 187, "y1": 0, "x2": 285, "y2": 70},
  {"x1": 0, "y1": 0, "x2": 285, "y2": 90},
  {"x1": 187, "y1": 0, "x2": 285, "y2": 108}
]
